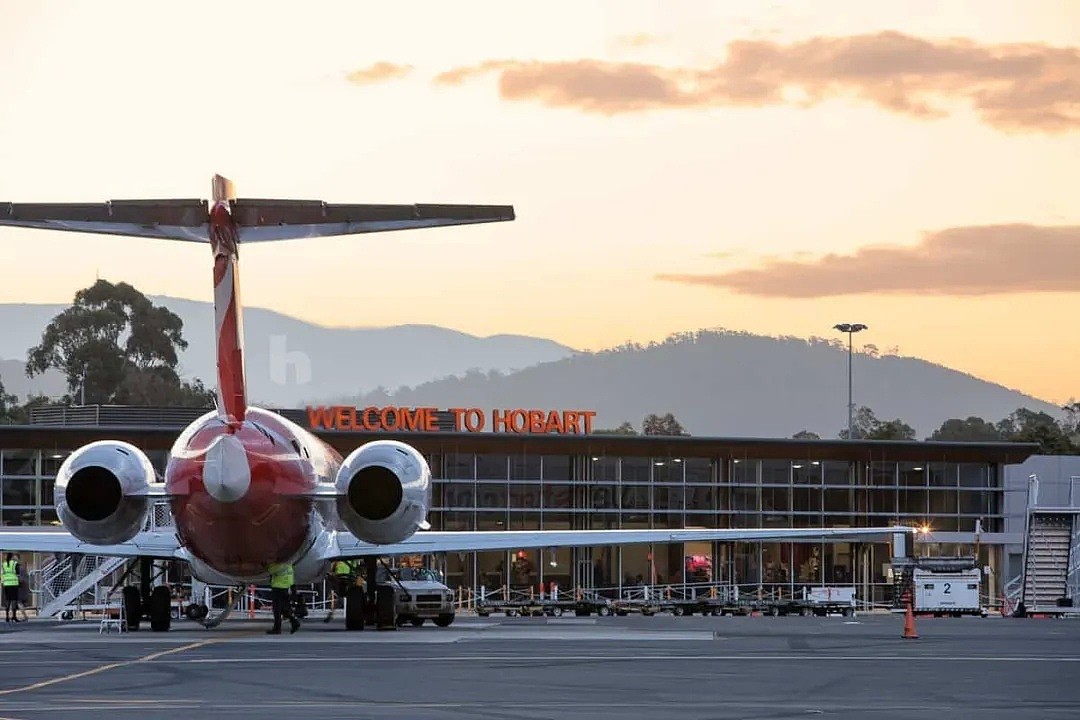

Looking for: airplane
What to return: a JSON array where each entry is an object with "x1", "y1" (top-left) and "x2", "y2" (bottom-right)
[{"x1": 0, "y1": 175, "x2": 914, "y2": 631}]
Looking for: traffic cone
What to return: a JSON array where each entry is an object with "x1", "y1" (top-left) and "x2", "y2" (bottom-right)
[{"x1": 902, "y1": 599, "x2": 918, "y2": 639}]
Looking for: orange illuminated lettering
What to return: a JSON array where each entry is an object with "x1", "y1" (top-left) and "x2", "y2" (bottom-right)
[
  {"x1": 465, "y1": 408, "x2": 484, "y2": 432},
  {"x1": 564, "y1": 411, "x2": 581, "y2": 434},
  {"x1": 581, "y1": 411, "x2": 596, "y2": 434},
  {"x1": 529, "y1": 410, "x2": 545, "y2": 433},
  {"x1": 545, "y1": 410, "x2": 564, "y2": 434}
]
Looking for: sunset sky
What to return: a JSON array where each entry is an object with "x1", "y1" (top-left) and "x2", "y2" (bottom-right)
[{"x1": 0, "y1": 1, "x2": 1077, "y2": 404}]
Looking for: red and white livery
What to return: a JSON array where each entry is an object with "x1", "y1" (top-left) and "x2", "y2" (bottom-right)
[{"x1": 0, "y1": 176, "x2": 912, "y2": 605}]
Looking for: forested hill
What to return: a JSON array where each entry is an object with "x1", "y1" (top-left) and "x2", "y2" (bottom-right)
[
  {"x1": 343, "y1": 330, "x2": 1062, "y2": 439},
  {"x1": 0, "y1": 297, "x2": 575, "y2": 406}
]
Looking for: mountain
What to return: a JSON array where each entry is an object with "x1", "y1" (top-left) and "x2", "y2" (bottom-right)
[
  {"x1": 343, "y1": 330, "x2": 1063, "y2": 439},
  {"x1": 0, "y1": 297, "x2": 576, "y2": 406},
  {"x1": 0, "y1": 359, "x2": 66, "y2": 400}
]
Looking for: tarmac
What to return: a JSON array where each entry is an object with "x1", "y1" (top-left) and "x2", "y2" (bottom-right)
[{"x1": 0, "y1": 612, "x2": 1077, "y2": 719}]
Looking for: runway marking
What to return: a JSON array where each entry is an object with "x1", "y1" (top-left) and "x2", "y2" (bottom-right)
[
  {"x1": 0, "y1": 639, "x2": 219, "y2": 697},
  {"x1": 160, "y1": 653, "x2": 1080, "y2": 664}
]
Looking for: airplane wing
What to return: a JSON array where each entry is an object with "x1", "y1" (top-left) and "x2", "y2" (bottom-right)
[
  {"x1": 0, "y1": 528, "x2": 181, "y2": 559},
  {"x1": 328, "y1": 526, "x2": 914, "y2": 558},
  {"x1": 1, "y1": 198, "x2": 514, "y2": 243}
]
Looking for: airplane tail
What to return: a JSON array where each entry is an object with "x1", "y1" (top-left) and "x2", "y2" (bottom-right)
[
  {"x1": 209, "y1": 175, "x2": 247, "y2": 426},
  {"x1": 0, "y1": 174, "x2": 515, "y2": 426}
]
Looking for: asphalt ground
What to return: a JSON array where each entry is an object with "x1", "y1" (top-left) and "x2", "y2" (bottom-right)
[{"x1": 0, "y1": 613, "x2": 1076, "y2": 719}]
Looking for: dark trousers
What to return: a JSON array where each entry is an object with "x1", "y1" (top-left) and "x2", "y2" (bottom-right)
[
  {"x1": 2, "y1": 586, "x2": 17, "y2": 619},
  {"x1": 270, "y1": 588, "x2": 292, "y2": 630}
]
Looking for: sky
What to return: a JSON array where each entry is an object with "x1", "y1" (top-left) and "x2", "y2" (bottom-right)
[{"x1": 0, "y1": 0, "x2": 1077, "y2": 404}]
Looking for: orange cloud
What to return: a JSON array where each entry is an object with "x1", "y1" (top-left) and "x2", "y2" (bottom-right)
[
  {"x1": 657, "y1": 225, "x2": 1080, "y2": 297},
  {"x1": 433, "y1": 31, "x2": 1080, "y2": 132},
  {"x1": 346, "y1": 62, "x2": 413, "y2": 85}
]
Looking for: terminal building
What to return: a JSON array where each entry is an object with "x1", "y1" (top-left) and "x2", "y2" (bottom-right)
[{"x1": 1, "y1": 404, "x2": 1076, "y2": 613}]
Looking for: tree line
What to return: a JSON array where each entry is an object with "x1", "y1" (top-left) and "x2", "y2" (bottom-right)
[
  {"x1": 1, "y1": 280, "x2": 214, "y2": 423},
  {"x1": 791, "y1": 404, "x2": 1080, "y2": 455}
]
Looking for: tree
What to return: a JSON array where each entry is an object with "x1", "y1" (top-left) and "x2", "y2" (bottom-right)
[
  {"x1": 792, "y1": 430, "x2": 821, "y2": 440},
  {"x1": 838, "y1": 406, "x2": 915, "y2": 440},
  {"x1": 642, "y1": 413, "x2": 687, "y2": 436},
  {"x1": 929, "y1": 417, "x2": 1003, "y2": 442},
  {"x1": 867, "y1": 419, "x2": 916, "y2": 441},
  {"x1": 593, "y1": 421, "x2": 638, "y2": 435},
  {"x1": 0, "y1": 376, "x2": 18, "y2": 423},
  {"x1": 838, "y1": 406, "x2": 878, "y2": 439},
  {"x1": 26, "y1": 280, "x2": 214, "y2": 408},
  {"x1": 996, "y1": 408, "x2": 1075, "y2": 455}
]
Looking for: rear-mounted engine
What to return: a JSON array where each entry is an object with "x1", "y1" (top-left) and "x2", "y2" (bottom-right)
[
  {"x1": 55, "y1": 440, "x2": 155, "y2": 545},
  {"x1": 334, "y1": 440, "x2": 431, "y2": 545}
]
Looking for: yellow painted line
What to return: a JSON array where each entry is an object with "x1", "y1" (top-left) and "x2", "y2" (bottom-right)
[{"x1": 0, "y1": 639, "x2": 218, "y2": 697}]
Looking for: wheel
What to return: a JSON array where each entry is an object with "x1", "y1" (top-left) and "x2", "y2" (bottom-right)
[
  {"x1": 185, "y1": 604, "x2": 209, "y2": 621},
  {"x1": 375, "y1": 585, "x2": 397, "y2": 630},
  {"x1": 122, "y1": 586, "x2": 142, "y2": 631},
  {"x1": 345, "y1": 587, "x2": 365, "y2": 631},
  {"x1": 434, "y1": 614, "x2": 454, "y2": 627},
  {"x1": 410, "y1": 617, "x2": 425, "y2": 627},
  {"x1": 149, "y1": 585, "x2": 172, "y2": 632}
]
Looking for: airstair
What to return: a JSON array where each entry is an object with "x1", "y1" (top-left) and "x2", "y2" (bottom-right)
[
  {"x1": 1019, "y1": 513, "x2": 1078, "y2": 615},
  {"x1": 36, "y1": 555, "x2": 128, "y2": 618},
  {"x1": 31, "y1": 502, "x2": 175, "y2": 619}
]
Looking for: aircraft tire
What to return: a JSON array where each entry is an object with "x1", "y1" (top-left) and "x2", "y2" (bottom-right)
[
  {"x1": 149, "y1": 585, "x2": 172, "y2": 632},
  {"x1": 122, "y1": 586, "x2": 142, "y2": 631},
  {"x1": 434, "y1": 614, "x2": 454, "y2": 627},
  {"x1": 345, "y1": 587, "x2": 365, "y2": 631},
  {"x1": 375, "y1": 586, "x2": 396, "y2": 630}
]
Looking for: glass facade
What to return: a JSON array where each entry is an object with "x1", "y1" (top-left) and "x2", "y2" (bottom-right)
[{"x1": 0, "y1": 444, "x2": 1009, "y2": 605}]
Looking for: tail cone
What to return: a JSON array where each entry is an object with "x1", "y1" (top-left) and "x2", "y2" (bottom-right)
[{"x1": 902, "y1": 599, "x2": 919, "y2": 639}]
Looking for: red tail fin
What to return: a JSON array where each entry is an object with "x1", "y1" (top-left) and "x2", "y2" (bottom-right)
[{"x1": 208, "y1": 175, "x2": 246, "y2": 426}]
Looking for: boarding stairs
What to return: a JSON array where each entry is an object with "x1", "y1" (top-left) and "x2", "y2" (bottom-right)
[
  {"x1": 35, "y1": 555, "x2": 128, "y2": 618},
  {"x1": 33, "y1": 502, "x2": 175, "y2": 618},
  {"x1": 1020, "y1": 513, "x2": 1076, "y2": 615}
]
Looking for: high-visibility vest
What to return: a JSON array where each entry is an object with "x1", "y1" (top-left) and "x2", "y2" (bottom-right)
[
  {"x1": 268, "y1": 563, "x2": 294, "y2": 589},
  {"x1": 1, "y1": 561, "x2": 17, "y2": 587},
  {"x1": 332, "y1": 561, "x2": 351, "y2": 576}
]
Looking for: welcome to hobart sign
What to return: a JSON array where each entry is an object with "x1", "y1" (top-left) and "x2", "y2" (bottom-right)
[{"x1": 306, "y1": 406, "x2": 598, "y2": 434}]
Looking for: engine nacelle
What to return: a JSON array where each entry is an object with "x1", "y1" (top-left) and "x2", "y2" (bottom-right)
[
  {"x1": 335, "y1": 440, "x2": 431, "y2": 546},
  {"x1": 54, "y1": 440, "x2": 154, "y2": 545}
]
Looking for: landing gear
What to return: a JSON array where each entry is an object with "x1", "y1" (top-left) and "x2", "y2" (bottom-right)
[
  {"x1": 149, "y1": 585, "x2": 172, "y2": 632},
  {"x1": 345, "y1": 586, "x2": 366, "y2": 631},
  {"x1": 115, "y1": 557, "x2": 173, "y2": 631}
]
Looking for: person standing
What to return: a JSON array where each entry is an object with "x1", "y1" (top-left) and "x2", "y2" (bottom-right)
[
  {"x1": 2, "y1": 554, "x2": 20, "y2": 623},
  {"x1": 15, "y1": 556, "x2": 29, "y2": 622},
  {"x1": 266, "y1": 562, "x2": 300, "y2": 635}
]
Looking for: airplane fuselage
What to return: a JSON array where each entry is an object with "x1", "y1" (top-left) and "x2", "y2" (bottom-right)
[{"x1": 164, "y1": 407, "x2": 343, "y2": 585}]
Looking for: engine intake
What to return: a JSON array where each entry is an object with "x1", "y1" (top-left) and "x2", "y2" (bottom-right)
[
  {"x1": 335, "y1": 440, "x2": 431, "y2": 545},
  {"x1": 55, "y1": 441, "x2": 155, "y2": 545}
]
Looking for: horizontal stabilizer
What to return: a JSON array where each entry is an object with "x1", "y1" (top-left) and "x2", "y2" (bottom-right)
[
  {"x1": 1, "y1": 196, "x2": 514, "y2": 243},
  {"x1": 0, "y1": 199, "x2": 210, "y2": 241},
  {"x1": 230, "y1": 200, "x2": 515, "y2": 242}
]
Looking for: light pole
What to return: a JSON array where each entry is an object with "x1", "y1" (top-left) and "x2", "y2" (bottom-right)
[{"x1": 833, "y1": 323, "x2": 867, "y2": 439}]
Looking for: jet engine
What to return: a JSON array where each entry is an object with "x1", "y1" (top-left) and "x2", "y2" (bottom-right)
[
  {"x1": 334, "y1": 440, "x2": 431, "y2": 545},
  {"x1": 54, "y1": 440, "x2": 155, "y2": 545}
]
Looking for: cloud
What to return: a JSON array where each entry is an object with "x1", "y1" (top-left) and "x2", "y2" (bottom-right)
[
  {"x1": 656, "y1": 224, "x2": 1080, "y2": 297},
  {"x1": 346, "y1": 62, "x2": 413, "y2": 85},
  {"x1": 433, "y1": 31, "x2": 1080, "y2": 132},
  {"x1": 610, "y1": 33, "x2": 661, "y2": 51}
]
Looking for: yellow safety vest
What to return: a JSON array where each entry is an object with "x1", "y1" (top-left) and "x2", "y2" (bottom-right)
[
  {"x1": 332, "y1": 560, "x2": 351, "y2": 576},
  {"x1": 1, "y1": 561, "x2": 18, "y2": 587},
  {"x1": 268, "y1": 563, "x2": 294, "y2": 589}
]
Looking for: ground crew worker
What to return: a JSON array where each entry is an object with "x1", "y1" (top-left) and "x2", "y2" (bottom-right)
[
  {"x1": 330, "y1": 558, "x2": 353, "y2": 601},
  {"x1": 2, "y1": 554, "x2": 20, "y2": 623},
  {"x1": 266, "y1": 562, "x2": 300, "y2": 635}
]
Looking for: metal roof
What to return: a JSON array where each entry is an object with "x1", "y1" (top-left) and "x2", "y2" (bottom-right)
[{"x1": 0, "y1": 423, "x2": 1041, "y2": 464}]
